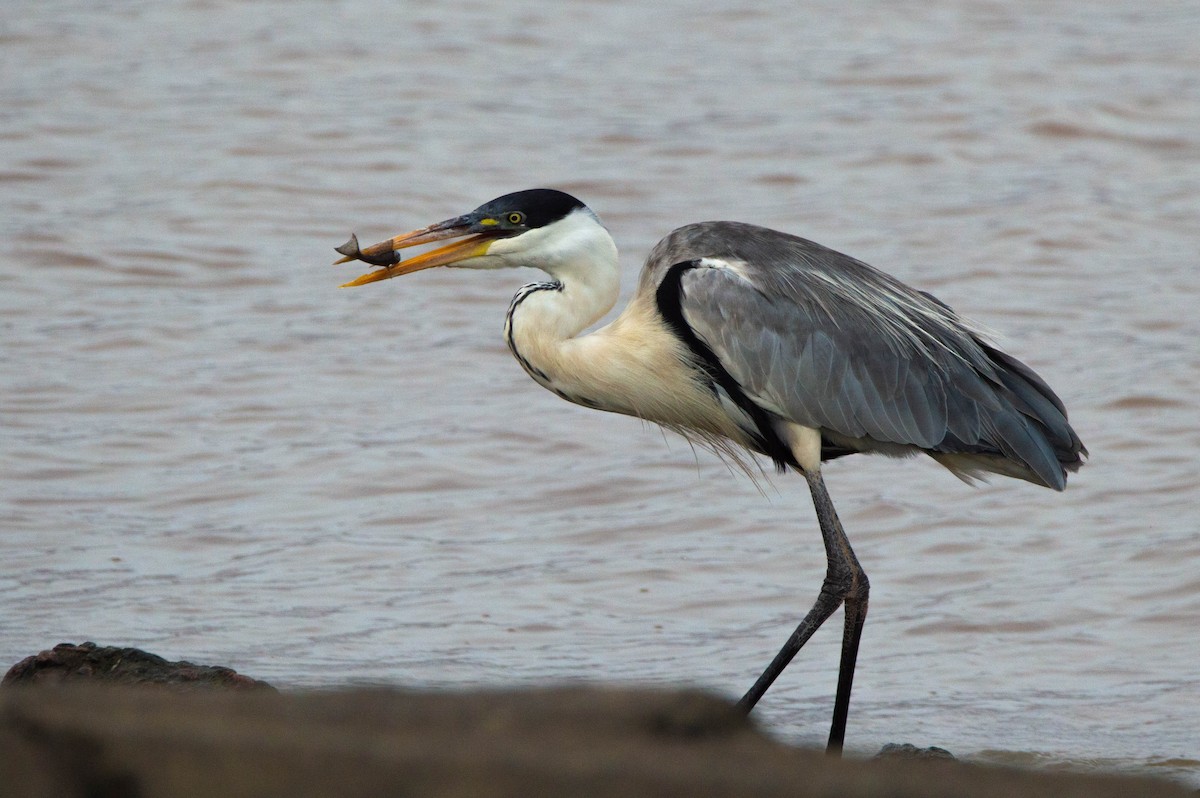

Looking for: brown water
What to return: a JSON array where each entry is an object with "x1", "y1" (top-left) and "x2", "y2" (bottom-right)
[{"x1": 3, "y1": 0, "x2": 1199, "y2": 785}]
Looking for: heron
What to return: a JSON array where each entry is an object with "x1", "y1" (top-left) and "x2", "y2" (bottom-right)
[{"x1": 335, "y1": 188, "x2": 1086, "y2": 754}]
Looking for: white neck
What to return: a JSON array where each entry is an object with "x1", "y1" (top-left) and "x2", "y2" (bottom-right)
[
  {"x1": 501, "y1": 212, "x2": 622, "y2": 391},
  {"x1": 489, "y1": 208, "x2": 755, "y2": 464},
  {"x1": 500, "y1": 213, "x2": 731, "y2": 440},
  {"x1": 490, "y1": 209, "x2": 619, "y2": 327}
]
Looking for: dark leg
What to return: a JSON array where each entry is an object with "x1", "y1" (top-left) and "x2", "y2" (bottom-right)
[{"x1": 736, "y1": 468, "x2": 869, "y2": 756}]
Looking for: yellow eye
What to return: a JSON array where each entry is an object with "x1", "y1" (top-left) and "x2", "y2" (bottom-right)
[{"x1": 508, "y1": 212, "x2": 524, "y2": 225}]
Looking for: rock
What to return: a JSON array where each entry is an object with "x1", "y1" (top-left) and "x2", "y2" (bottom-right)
[
  {"x1": 876, "y1": 742, "x2": 957, "y2": 760},
  {"x1": 2, "y1": 642, "x2": 273, "y2": 691}
]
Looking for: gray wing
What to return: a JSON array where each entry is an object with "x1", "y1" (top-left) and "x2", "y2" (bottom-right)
[{"x1": 647, "y1": 222, "x2": 1083, "y2": 489}]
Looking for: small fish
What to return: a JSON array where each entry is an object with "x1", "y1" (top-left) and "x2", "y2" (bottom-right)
[{"x1": 333, "y1": 233, "x2": 401, "y2": 267}]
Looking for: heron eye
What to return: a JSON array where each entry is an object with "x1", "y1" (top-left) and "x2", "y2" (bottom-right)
[{"x1": 508, "y1": 212, "x2": 525, "y2": 225}]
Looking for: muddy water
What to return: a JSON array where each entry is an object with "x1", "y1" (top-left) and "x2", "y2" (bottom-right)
[{"x1": 3, "y1": 0, "x2": 1198, "y2": 785}]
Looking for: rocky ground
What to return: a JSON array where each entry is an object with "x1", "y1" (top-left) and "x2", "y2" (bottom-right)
[{"x1": 1, "y1": 643, "x2": 1192, "y2": 798}]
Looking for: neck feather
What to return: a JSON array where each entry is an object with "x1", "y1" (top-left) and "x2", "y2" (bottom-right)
[
  {"x1": 496, "y1": 214, "x2": 766, "y2": 467},
  {"x1": 504, "y1": 241, "x2": 620, "y2": 391},
  {"x1": 500, "y1": 217, "x2": 747, "y2": 447},
  {"x1": 503, "y1": 208, "x2": 636, "y2": 404}
]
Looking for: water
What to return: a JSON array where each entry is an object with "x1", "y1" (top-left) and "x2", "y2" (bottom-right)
[{"x1": 3, "y1": 0, "x2": 1198, "y2": 786}]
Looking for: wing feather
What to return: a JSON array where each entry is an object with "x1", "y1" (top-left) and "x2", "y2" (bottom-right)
[{"x1": 648, "y1": 222, "x2": 1085, "y2": 488}]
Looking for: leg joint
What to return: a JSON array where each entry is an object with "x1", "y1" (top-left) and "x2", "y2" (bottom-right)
[{"x1": 823, "y1": 553, "x2": 869, "y2": 603}]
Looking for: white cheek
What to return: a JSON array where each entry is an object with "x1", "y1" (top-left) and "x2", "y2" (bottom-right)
[{"x1": 485, "y1": 234, "x2": 528, "y2": 258}]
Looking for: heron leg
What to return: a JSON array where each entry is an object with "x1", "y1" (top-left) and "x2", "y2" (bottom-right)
[{"x1": 736, "y1": 468, "x2": 869, "y2": 756}]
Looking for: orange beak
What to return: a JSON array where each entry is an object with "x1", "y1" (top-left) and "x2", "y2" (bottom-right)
[{"x1": 335, "y1": 219, "x2": 500, "y2": 287}]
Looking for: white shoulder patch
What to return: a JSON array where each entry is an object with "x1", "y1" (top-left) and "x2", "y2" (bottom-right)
[{"x1": 694, "y1": 257, "x2": 759, "y2": 284}]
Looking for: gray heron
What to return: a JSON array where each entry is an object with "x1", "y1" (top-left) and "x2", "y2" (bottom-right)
[{"x1": 335, "y1": 188, "x2": 1086, "y2": 754}]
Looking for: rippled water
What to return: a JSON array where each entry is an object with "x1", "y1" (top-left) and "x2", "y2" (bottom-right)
[{"x1": 3, "y1": 0, "x2": 1199, "y2": 786}]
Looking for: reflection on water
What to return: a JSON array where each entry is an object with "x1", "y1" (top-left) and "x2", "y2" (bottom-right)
[{"x1": 3, "y1": 0, "x2": 1199, "y2": 786}]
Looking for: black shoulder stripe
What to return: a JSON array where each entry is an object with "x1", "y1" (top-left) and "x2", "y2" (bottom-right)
[{"x1": 655, "y1": 261, "x2": 797, "y2": 471}]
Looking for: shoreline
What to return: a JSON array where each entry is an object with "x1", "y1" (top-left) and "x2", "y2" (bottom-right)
[{"x1": 2, "y1": 643, "x2": 1193, "y2": 798}]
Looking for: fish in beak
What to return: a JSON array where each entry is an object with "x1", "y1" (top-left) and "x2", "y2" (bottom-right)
[{"x1": 335, "y1": 214, "x2": 509, "y2": 287}]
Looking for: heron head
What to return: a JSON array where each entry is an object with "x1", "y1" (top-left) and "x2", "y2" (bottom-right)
[{"x1": 337, "y1": 189, "x2": 599, "y2": 287}]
